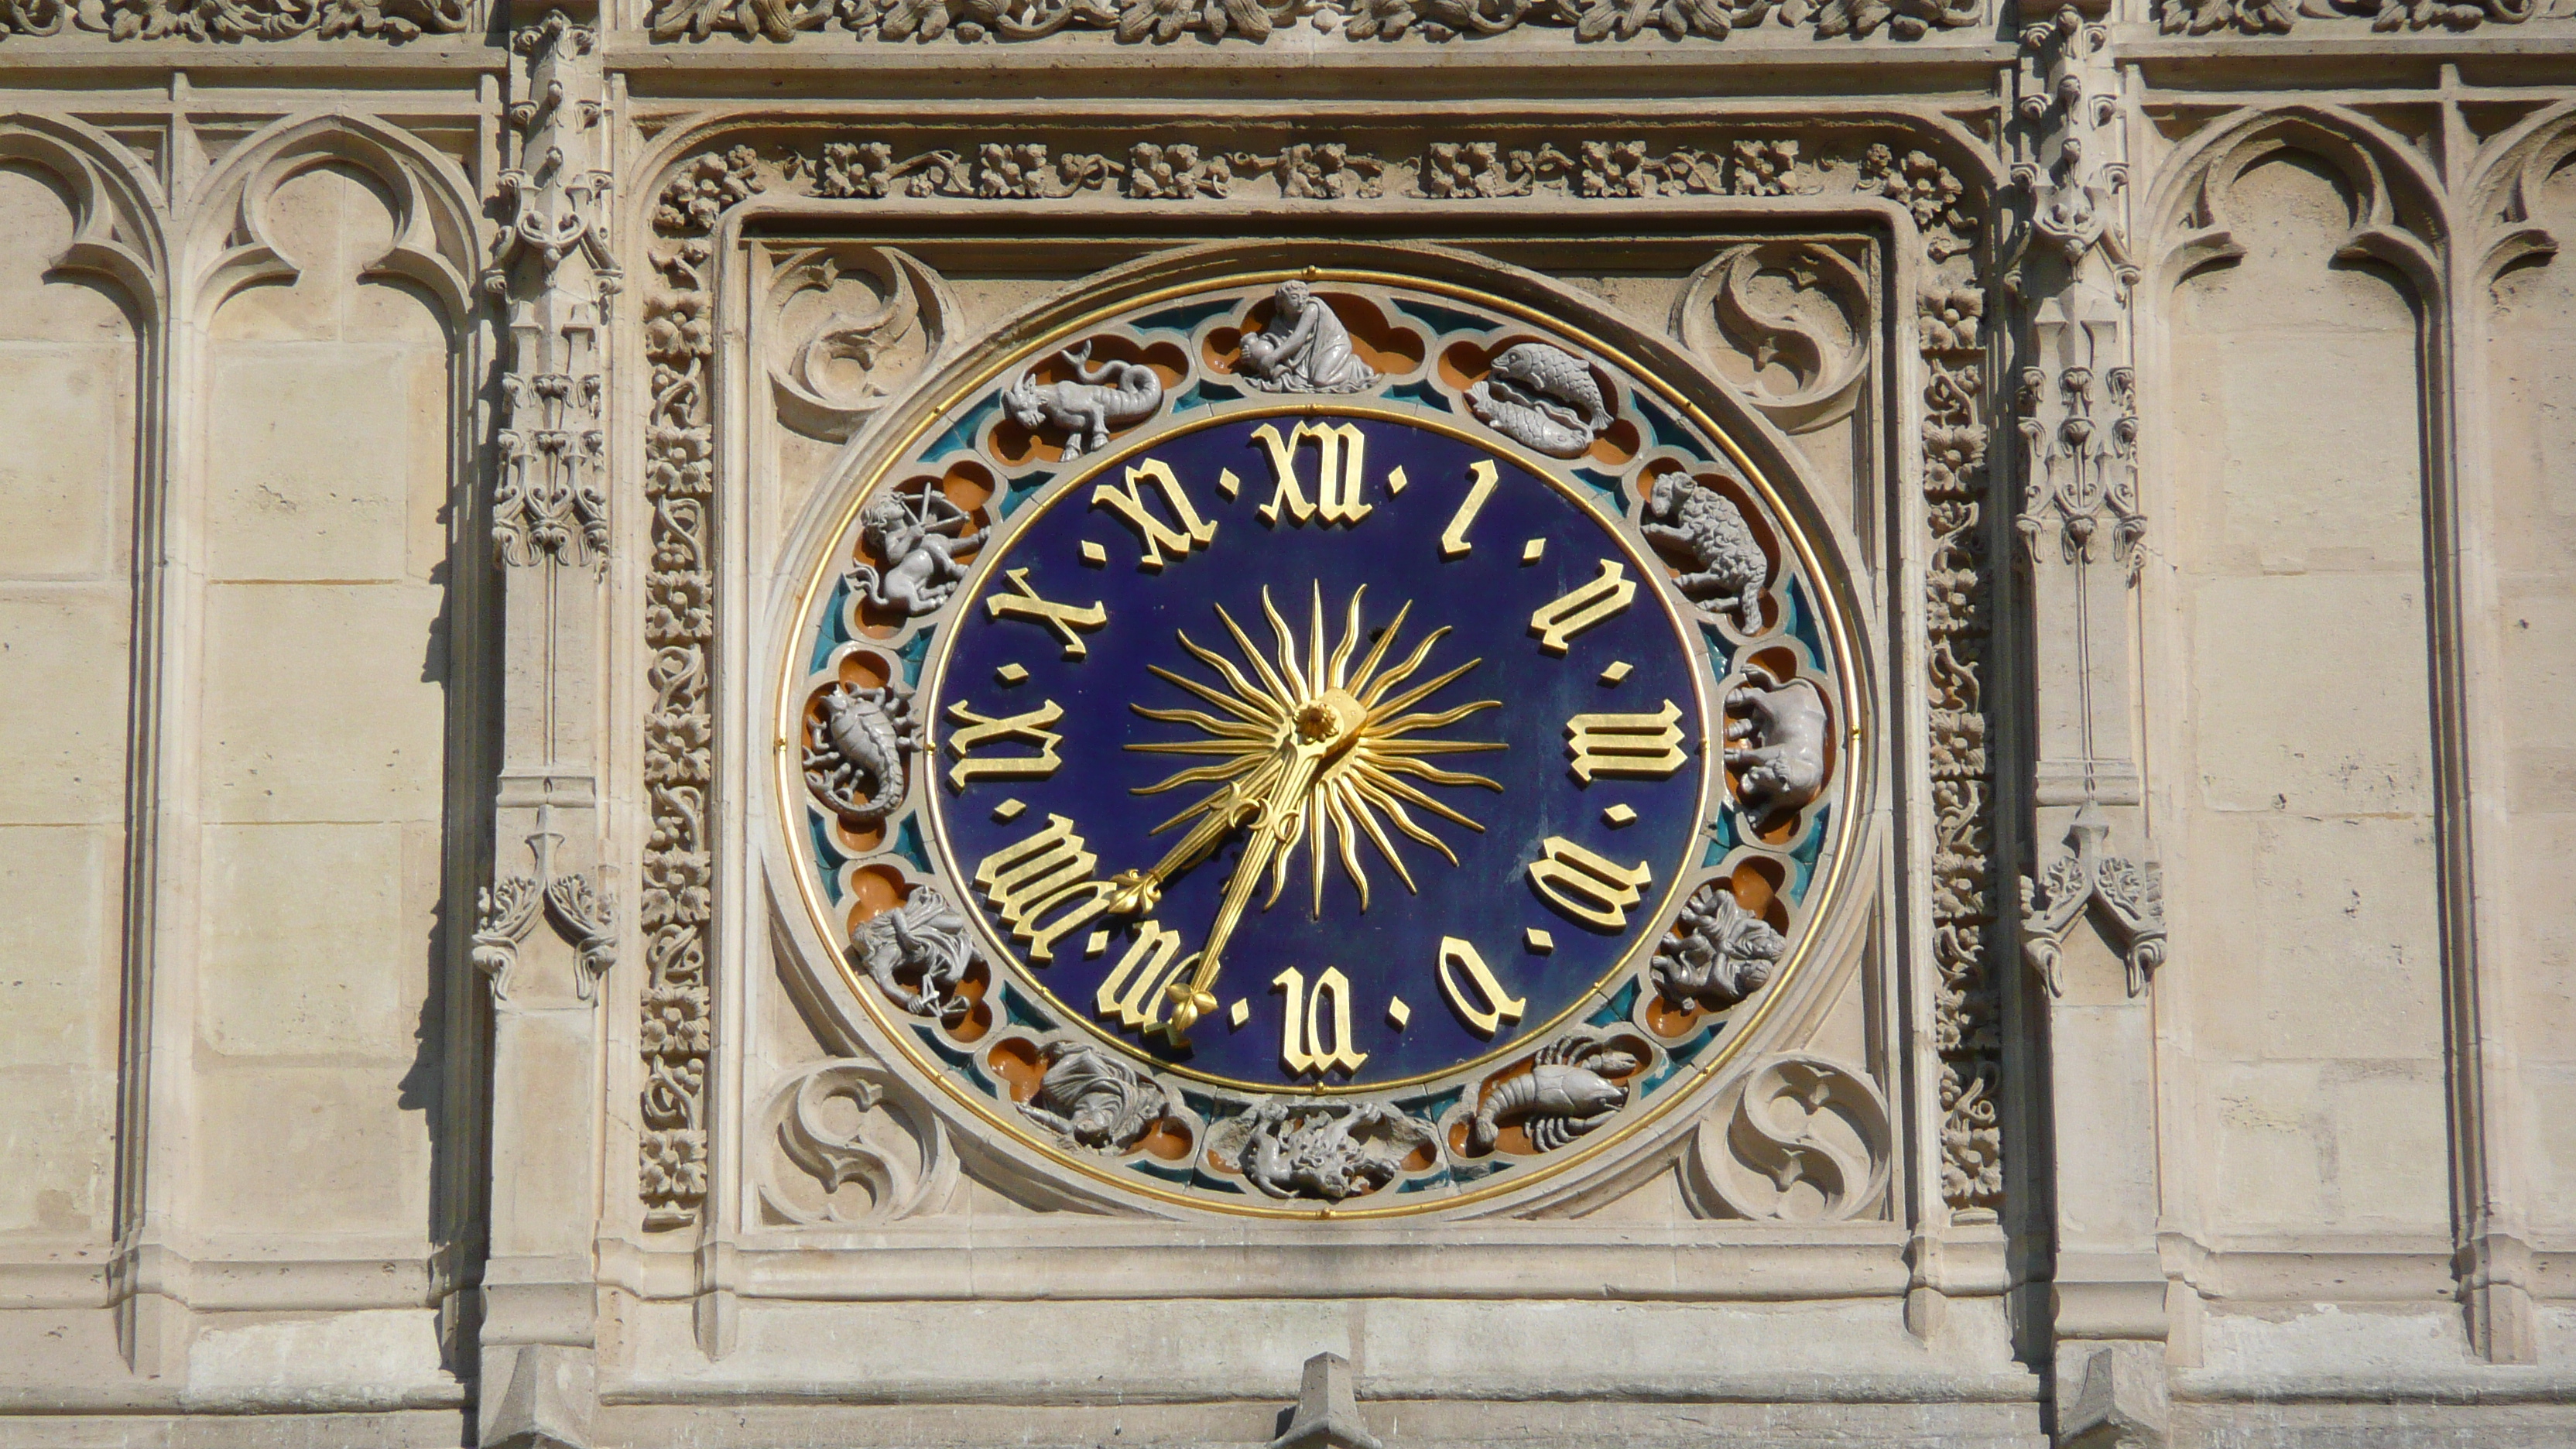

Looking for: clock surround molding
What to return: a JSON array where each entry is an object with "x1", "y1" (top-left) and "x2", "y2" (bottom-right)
[{"x1": 762, "y1": 248, "x2": 1878, "y2": 1218}]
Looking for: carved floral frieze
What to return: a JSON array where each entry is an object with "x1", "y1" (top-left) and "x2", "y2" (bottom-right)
[
  {"x1": 0, "y1": 0, "x2": 471, "y2": 39},
  {"x1": 649, "y1": 0, "x2": 1978, "y2": 42}
]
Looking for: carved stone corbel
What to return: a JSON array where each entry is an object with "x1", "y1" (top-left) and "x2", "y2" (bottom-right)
[
  {"x1": 2019, "y1": 802, "x2": 2164, "y2": 999},
  {"x1": 474, "y1": 810, "x2": 618, "y2": 1005}
]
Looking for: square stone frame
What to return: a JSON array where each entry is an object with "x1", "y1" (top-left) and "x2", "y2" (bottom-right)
[{"x1": 604, "y1": 178, "x2": 2024, "y2": 1381}]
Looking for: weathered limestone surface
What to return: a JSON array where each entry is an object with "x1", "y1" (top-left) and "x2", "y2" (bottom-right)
[{"x1": 0, "y1": 2, "x2": 2564, "y2": 1446}]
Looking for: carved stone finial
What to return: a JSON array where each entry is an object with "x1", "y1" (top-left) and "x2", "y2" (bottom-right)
[
  {"x1": 1268, "y1": 1353, "x2": 1382, "y2": 1449},
  {"x1": 2020, "y1": 801, "x2": 2165, "y2": 998}
]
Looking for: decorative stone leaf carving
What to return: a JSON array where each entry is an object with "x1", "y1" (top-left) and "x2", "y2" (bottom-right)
[
  {"x1": 2020, "y1": 800, "x2": 2166, "y2": 997},
  {"x1": 1684, "y1": 1053, "x2": 1891, "y2": 1223},
  {"x1": 760, "y1": 1063, "x2": 959, "y2": 1224}
]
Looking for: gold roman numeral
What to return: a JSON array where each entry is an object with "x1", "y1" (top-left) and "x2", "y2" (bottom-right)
[
  {"x1": 1439, "y1": 460, "x2": 1499, "y2": 559},
  {"x1": 1089, "y1": 457, "x2": 1217, "y2": 570},
  {"x1": 1248, "y1": 421, "x2": 1375, "y2": 526},
  {"x1": 1529, "y1": 560, "x2": 1636, "y2": 655},
  {"x1": 1272, "y1": 965, "x2": 1369, "y2": 1077},
  {"x1": 972, "y1": 814, "x2": 1113, "y2": 963},
  {"x1": 985, "y1": 568, "x2": 1108, "y2": 659},
  {"x1": 1527, "y1": 836, "x2": 1655, "y2": 932},
  {"x1": 1436, "y1": 937, "x2": 1527, "y2": 1039},
  {"x1": 1564, "y1": 699, "x2": 1686, "y2": 783},
  {"x1": 1096, "y1": 921, "x2": 1195, "y2": 1036},
  {"x1": 944, "y1": 698, "x2": 1065, "y2": 788}
]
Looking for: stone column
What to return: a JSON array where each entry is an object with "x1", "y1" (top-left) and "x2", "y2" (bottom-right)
[
  {"x1": 2006, "y1": 7, "x2": 2172, "y2": 1446},
  {"x1": 474, "y1": 7, "x2": 621, "y2": 1447}
]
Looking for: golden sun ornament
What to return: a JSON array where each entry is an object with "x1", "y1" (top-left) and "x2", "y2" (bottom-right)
[{"x1": 1103, "y1": 583, "x2": 1505, "y2": 1034}]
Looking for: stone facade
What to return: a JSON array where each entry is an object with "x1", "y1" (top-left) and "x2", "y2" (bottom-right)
[{"x1": 0, "y1": 0, "x2": 2567, "y2": 1444}]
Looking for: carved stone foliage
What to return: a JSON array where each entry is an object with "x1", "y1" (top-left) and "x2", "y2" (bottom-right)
[
  {"x1": 1684, "y1": 1053, "x2": 1892, "y2": 1223},
  {"x1": 1872, "y1": 139, "x2": 2002, "y2": 1220},
  {"x1": 759, "y1": 1062, "x2": 959, "y2": 1225},
  {"x1": 474, "y1": 817, "x2": 618, "y2": 1002},
  {"x1": 2156, "y1": 0, "x2": 2529, "y2": 33},
  {"x1": 0, "y1": 0, "x2": 471, "y2": 39},
  {"x1": 646, "y1": 0, "x2": 1976, "y2": 42},
  {"x1": 2021, "y1": 802, "x2": 2165, "y2": 997},
  {"x1": 638, "y1": 148, "x2": 759, "y2": 1233},
  {"x1": 769, "y1": 245, "x2": 957, "y2": 443}
]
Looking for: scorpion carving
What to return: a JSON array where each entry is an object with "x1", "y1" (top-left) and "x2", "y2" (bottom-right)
[
  {"x1": 1217, "y1": 1099, "x2": 1434, "y2": 1202},
  {"x1": 850, "y1": 886, "x2": 978, "y2": 1024},
  {"x1": 1002, "y1": 341, "x2": 1164, "y2": 455},
  {"x1": 804, "y1": 681, "x2": 916, "y2": 824},
  {"x1": 846, "y1": 487, "x2": 983, "y2": 618},
  {"x1": 1642, "y1": 472, "x2": 1769, "y2": 631},
  {"x1": 1468, "y1": 1036, "x2": 1639, "y2": 1155},
  {"x1": 1653, "y1": 881, "x2": 1787, "y2": 1012}
]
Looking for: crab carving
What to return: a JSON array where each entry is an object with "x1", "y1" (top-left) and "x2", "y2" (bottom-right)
[{"x1": 1468, "y1": 1036, "x2": 1639, "y2": 1154}]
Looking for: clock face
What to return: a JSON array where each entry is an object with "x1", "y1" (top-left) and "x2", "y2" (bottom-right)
[
  {"x1": 781, "y1": 265, "x2": 1858, "y2": 1214},
  {"x1": 925, "y1": 408, "x2": 1710, "y2": 1091}
]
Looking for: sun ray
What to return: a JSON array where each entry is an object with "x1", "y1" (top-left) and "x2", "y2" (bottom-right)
[
  {"x1": 1214, "y1": 601, "x2": 1297, "y2": 707},
  {"x1": 1358, "y1": 625, "x2": 1452, "y2": 707},
  {"x1": 1327, "y1": 586, "x2": 1365, "y2": 690},
  {"x1": 1259, "y1": 588, "x2": 1307, "y2": 700},
  {"x1": 1375, "y1": 699, "x2": 1502, "y2": 738},
  {"x1": 1162, "y1": 646, "x2": 1279, "y2": 725}
]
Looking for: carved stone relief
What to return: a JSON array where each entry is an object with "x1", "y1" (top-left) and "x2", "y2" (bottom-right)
[
  {"x1": 769, "y1": 245, "x2": 957, "y2": 443},
  {"x1": 1463, "y1": 341, "x2": 1612, "y2": 457},
  {"x1": 759, "y1": 1062, "x2": 961, "y2": 1224},
  {"x1": 1672, "y1": 242, "x2": 1872, "y2": 437},
  {"x1": 647, "y1": 0, "x2": 1980, "y2": 44},
  {"x1": 1684, "y1": 1053, "x2": 1892, "y2": 1223},
  {"x1": 2019, "y1": 802, "x2": 2165, "y2": 997}
]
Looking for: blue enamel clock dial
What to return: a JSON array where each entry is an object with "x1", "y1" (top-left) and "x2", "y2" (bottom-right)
[{"x1": 927, "y1": 407, "x2": 1712, "y2": 1091}]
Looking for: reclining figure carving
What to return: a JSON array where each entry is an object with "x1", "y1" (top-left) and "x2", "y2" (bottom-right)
[
  {"x1": 1017, "y1": 1042, "x2": 1170, "y2": 1154},
  {"x1": 1002, "y1": 340, "x2": 1163, "y2": 454}
]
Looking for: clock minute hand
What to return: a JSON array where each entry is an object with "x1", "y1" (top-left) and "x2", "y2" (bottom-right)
[
  {"x1": 1101, "y1": 761, "x2": 1278, "y2": 919},
  {"x1": 1163, "y1": 690, "x2": 1361, "y2": 1037}
]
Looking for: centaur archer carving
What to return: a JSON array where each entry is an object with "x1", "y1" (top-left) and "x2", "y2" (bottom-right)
[{"x1": 845, "y1": 485, "x2": 985, "y2": 618}]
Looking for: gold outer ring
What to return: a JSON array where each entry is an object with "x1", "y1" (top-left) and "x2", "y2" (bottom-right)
[{"x1": 772, "y1": 266, "x2": 1874, "y2": 1219}]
